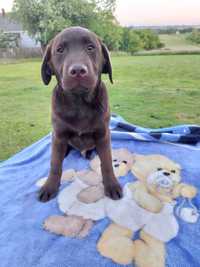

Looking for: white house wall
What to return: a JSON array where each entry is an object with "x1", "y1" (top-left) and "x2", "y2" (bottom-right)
[{"x1": 20, "y1": 32, "x2": 40, "y2": 48}]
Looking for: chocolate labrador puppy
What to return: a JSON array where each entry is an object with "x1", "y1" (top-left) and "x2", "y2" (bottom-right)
[{"x1": 38, "y1": 26, "x2": 122, "y2": 202}]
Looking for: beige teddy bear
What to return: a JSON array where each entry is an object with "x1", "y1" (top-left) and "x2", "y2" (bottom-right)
[
  {"x1": 36, "y1": 148, "x2": 133, "y2": 238},
  {"x1": 97, "y1": 154, "x2": 197, "y2": 267}
]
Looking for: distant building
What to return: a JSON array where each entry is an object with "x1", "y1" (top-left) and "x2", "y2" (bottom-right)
[{"x1": 0, "y1": 9, "x2": 40, "y2": 48}]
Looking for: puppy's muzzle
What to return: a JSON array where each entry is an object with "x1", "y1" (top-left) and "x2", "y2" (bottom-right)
[{"x1": 68, "y1": 64, "x2": 88, "y2": 79}]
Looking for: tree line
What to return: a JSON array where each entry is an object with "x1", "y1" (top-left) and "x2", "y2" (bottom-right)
[{"x1": 2, "y1": 0, "x2": 163, "y2": 53}]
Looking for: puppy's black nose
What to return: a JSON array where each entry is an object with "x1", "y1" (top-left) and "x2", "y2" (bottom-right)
[
  {"x1": 68, "y1": 64, "x2": 88, "y2": 78},
  {"x1": 163, "y1": 172, "x2": 170, "y2": 176}
]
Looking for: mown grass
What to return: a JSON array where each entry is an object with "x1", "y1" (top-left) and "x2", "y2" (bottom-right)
[
  {"x1": 0, "y1": 55, "x2": 200, "y2": 160},
  {"x1": 136, "y1": 34, "x2": 200, "y2": 55},
  {"x1": 159, "y1": 34, "x2": 200, "y2": 51}
]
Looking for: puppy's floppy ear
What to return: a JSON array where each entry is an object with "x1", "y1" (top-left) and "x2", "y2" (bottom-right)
[
  {"x1": 101, "y1": 43, "x2": 113, "y2": 84},
  {"x1": 41, "y1": 43, "x2": 53, "y2": 85}
]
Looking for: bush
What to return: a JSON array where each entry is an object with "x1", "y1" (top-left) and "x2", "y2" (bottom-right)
[
  {"x1": 187, "y1": 29, "x2": 200, "y2": 44},
  {"x1": 120, "y1": 28, "x2": 163, "y2": 54},
  {"x1": 0, "y1": 31, "x2": 19, "y2": 48}
]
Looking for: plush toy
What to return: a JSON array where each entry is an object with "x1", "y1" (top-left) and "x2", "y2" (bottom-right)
[
  {"x1": 36, "y1": 148, "x2": 133, "y2": 237},
  {"x1": 97, "y1": 154, "x2": 198, "y2": 267}
]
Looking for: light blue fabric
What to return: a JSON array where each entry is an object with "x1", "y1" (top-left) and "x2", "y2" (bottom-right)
[{"x1": 0, "y1": 115, "x2": 200, "y2": 267}]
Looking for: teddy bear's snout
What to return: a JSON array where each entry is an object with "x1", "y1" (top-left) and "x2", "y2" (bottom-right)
[
  {"x1": 163, "y1": 171, "x2": 170, "y2": 176},
  {"x1": 147, "y1": 171, "x2": 174, "y2": 189},
  {"x1": 158, "y1": 177, "x2": 173, "y2": 188}
]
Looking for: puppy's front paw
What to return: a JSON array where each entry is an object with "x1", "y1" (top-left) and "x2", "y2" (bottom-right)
[
  {"x1": 38, "y1": 182, "x2": 59, "y2": 202},
  {"x1": 105, "y1": 180, "x2": 123, "y2": 200}
]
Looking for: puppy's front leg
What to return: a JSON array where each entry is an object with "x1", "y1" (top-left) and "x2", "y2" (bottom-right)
[
  {"x1": 95, "y1": 131, "x2": 122, "y2": 200},
  {"x1": 38, "y1": 134, "x2": 68, "y2": 202}
]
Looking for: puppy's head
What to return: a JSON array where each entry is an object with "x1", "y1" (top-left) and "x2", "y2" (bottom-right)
[{"x1": 41, "y1": 26, "x2": 112, "y2": 94}]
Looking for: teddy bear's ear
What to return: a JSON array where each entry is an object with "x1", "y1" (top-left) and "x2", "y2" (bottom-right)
[
  {"x1": 175, "y1": 163, "x2": 181, "y2": 170},
  {"x1": 131, "y1": 154, "x2": 153, "y2": 180}
]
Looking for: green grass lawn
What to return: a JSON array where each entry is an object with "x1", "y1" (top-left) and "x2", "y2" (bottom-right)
[
  {"x1": 137, "y1": 34, "x2": 200, "y2": 55},
  {"x1": 159, "y1": 34, "x2": 200, "y2": 52},
  {"x1": 0, "y1": 55, "x2": 200, "y2": 160}
]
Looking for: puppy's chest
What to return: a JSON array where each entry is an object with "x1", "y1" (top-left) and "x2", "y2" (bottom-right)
[
  {"x1": 55, "y1": 101, "x2": 100, "y2": 134},
  {"x1": 65, "y1": 112, "x2": 97, "y2": 151},
  {"x1": 66, "y1": 104, "x2": 95, "y2": 121}
]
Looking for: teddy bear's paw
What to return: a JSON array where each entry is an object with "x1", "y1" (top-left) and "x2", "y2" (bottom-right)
[
  {"x1": 76, "y1": 170, "x2": 102, "y2": 186},
  {"x1": 100, "y1": 223, "x2": 133, "y2": 239},
  {"x1": 61, "y1": 169, "x2": 76, "y2": 183},
  {"x1": 36, "y1": 177, "x2": 48, "y2": 187},
  {"x1": 78, "y1": 219, "x2": 93, "y2": 238},
  {"x1": 97, "y1": 224, "x2": 134, "y2": 265},
  {"x1": 36, "y1": 169, "x2": 76, "y2": 188},
  {"x1": 43, "y1": 215, "x2": 87, "y2": 237},
  {"x1": 77, "y1": 184, "x2": 104, "y2": 204},
  {"x1": 181, "y1": 185, "x2": 197, "y2": 199},
  {"x1": 98, "y1": 236, "x2": 135, "y2": 265},
  {"x1": 132, "y1": 231, "x2": 165, "y2": 267},
  {"x1": 129, "y1": 186, "x2": 163, "y2": 213}
]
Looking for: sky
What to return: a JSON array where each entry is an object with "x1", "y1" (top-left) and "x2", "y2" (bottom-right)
[
  {"x1": 0, "y1": 0, "x2": 200, "y2": 26},
  {"x1": 115, "y1": 0, "x2": 200, "y2": 26}
]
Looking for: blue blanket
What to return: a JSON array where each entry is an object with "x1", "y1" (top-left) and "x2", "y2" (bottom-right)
[{"x1": 0, "y1": 115, "x2": 200, "y2": 267}]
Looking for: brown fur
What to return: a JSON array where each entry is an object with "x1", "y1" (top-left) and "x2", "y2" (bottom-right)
[{"x1": 38, "y1": 27, "x2": 122, "y2": 202}]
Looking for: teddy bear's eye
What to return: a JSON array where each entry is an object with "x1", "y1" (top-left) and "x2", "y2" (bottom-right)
[
  {"x1": 122, "y1": 160, "x2": 127, "y2": 164},
  {"x1": 171, "y1": 170, "x2": 176, "y2": 173},
  {"x1": 157, "y1": 168, "x2": 162, "y2": 171},
  {"x1": 113, "y1": 159, "x2": 117, "y2": 162}
]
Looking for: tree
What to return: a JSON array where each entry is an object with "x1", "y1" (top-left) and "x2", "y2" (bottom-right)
[
  {"x1": 120, "y1": 28, "x2": 142, "y2": 54},
  {"x1": 12, "y1": 0, "x2": 117, "y2": 48},
  {"x1": 12, "y1": 0, "x2": 163, "y2": 53},
  {"x1": 127, "y1": 31, "x2": 142, "y2": 54},
  {"x1": 92, "y1": 0, "x2": 116, "y2": 12},
  {"x1": 135, "y1": 29, "x2": 163, "y2": 50},
  {"x1": 91, "y1": 11, "x2": 122, "y2": 50},
  {"x1": 120, "y1": 28, "x2": 163, "y2": 54},
  {"x1": 187, "y1": 29, "x2": 200, "y2": 44}
]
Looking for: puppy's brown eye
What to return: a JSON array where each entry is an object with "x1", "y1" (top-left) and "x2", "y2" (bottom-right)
[
  {"x1": 157, "y1": 168, "x2": 162, "y2": 171},
  {"x1": 56, "y1": 46, "x2": 64, "y2": 53},
  {"x1": 87, "y1": 44, "x2": 95, "y2": 51},
  {"x1": 171, "y1": 170, "x2": 176, "y2": 173}
]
